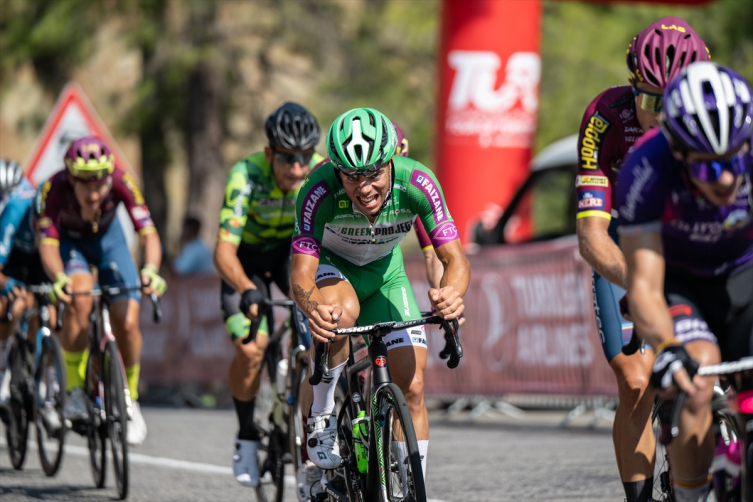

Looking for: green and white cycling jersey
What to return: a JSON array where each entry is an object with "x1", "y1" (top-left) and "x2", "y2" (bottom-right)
[
  {"x1": 292, "y1": 155, "x2": 459, "y2": 266},
  {"x1": 293, "y1": 156, "x2": 458, "y2": 344},
  {"x1": 218, "y1": 152, "x2": 323, "y2": 254}
]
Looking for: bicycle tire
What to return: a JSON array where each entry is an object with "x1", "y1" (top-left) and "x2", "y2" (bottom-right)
[
  {"x1": 6, "y1": 338, "x2": 32, "y2": 470},
  {"x1": 652, "y1": 398, "x2": 674, "y2": 502},
  {"x1": 35, "y1": 333, "x2": 67, "y2": 476},
  {"x1": 370, "y1": 383, "x2": 426, "y2": 502},
  {"x1": 85, "y1": 347, "x2": 107, "y2": 488},
  {"x1": 288, "y1": 355, "x2": 308, "y2": 473},
  {"x1": 104, "y1": 340, "x2": 129, "y2": 500},
  {"x1": 254, "y1": 357, "x2": 285, "y2": 502}
]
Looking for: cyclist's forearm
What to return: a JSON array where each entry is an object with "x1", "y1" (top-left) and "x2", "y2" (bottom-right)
[
  {"x1": 630, "y1": 278, "x2": 674, "y2": 349},
  {"x1": 39, "y1": 243, "x2": 64, "y2": 279},
  {"x1": 622, "y1": 232, "x2": 672, "y2": 349},
  {"x1": 290, "y1": 274, "x2": 326, "y2": 318},
  {"x1": 140, "y1": 230, "x2": 162, "y2": 269},
  {"x1": 577, "y1": 221, "x2": 627, "y2": 288},
  {"x1": 214, "y1": 240, "x2": 254, "y2": 293},
  {"x1": 439, "y1": 253, "x2": 470, "y2": 297},
  {"x1": 423, "y1": 248, "x2": 443, "y2": 290}
]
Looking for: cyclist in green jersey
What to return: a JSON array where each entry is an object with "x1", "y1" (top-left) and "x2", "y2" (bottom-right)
[
  {"x1": 213, "y1": 102, "x2": 322, "y2": 488},
  {"x1": 290, "y1": 108, "x2": 470, "y2": 481}
]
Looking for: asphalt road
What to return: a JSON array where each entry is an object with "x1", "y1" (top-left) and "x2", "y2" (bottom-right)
[{"x1": 0, "y1": 407, "x2": 624, "y2": 502}]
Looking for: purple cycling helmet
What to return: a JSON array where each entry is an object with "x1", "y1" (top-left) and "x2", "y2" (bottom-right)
[
  {"x1": 627, "y1": 16, "x2": 710, "y2": 88},
  {"x1": 392, "y1": 122, "x2": 409, "y2": 157},
  {"x1": 662, "y1": 62, "x2": 753, "y2": 156},
  {"x1": 64, "y1": 136, "x2": 114, "y2": 181}
]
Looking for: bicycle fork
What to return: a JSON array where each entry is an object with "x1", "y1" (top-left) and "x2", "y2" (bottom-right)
[
  {"x1": 101, "y1": 305, "x2": 132, "y2": 420},
  {"x1": 368, "y1": 339, "x2": 391, "y2": 502}
]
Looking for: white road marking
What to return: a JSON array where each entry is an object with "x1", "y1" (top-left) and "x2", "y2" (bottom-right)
[{"x1": 1, "y1": 437, "x2": 448, "y2": 500}]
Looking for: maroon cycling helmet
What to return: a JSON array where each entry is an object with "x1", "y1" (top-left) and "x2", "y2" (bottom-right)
[
  {"x1": 626, "y1": 16, "x2": 710, "y2": 88},
  {"x1": 64, "y1": 136, "x2": 115, "y2": 181},
  {"x1": 392, "y1": 122, "x2": 409, "y2": 157}
]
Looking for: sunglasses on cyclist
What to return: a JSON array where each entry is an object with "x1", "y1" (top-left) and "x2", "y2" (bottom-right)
[
  {"x1": 273, "y1": 150, "x2": 314, "y2": 166},
  {"x1": 337, "y1": 163, "x2": 390, "y2": 182},
  {"x1": 686, "y1": 150, "x2": 748, "y2": 183},
  {"x1": 633, "y1": 86, "x2": 664, "y2": 113}
]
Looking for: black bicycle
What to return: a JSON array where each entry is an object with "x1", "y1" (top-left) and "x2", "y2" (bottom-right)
[
  {"x1": 309, "y1": 313, "x2": 461, "y2": 502},
  {"x1": 243, "y1": 297, "x2": 311, "y2": 502},
  {"x1": 652, "y1": 356, "x2": 753, "y2": 502},
  {"x1": 62, "y1": 285, "x2": 161, "y2": 500},
  {"x1": 1, "y1": 284, "x2": 67, "y2": 475}
]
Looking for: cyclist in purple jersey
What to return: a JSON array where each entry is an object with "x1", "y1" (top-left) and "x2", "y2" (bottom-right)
[
  {"x1": 37, "y1": 136, "x2": 167, "y2": 446},
  {"x1": 618, "y1": 62, "x2": 753, "y2": 501},
  {"x1": 575, "y1": 17, "x2": 709, "y2": 502}
]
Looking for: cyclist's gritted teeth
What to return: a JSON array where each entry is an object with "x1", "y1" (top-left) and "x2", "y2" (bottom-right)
[{"x1": 356, "y1": 192, "x2": 380, "y2": 211}]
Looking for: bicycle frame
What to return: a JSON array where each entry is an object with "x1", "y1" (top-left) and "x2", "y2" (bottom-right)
[{"x1": 66, "y1": 286, "x2": 160, "y2": 429}]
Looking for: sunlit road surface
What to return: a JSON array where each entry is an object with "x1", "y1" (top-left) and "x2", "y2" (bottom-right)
[{"x1": 0, "y1": 407, "x2": 623, "y2": 501}]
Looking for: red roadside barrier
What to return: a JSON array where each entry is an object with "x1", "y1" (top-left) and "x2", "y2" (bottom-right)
[
  {"x1": 404, "y1": 237, "x2": 616, "y2": 398},
  {"x1": 139, "y1": 237, "x2": 616, "y2": 399}
]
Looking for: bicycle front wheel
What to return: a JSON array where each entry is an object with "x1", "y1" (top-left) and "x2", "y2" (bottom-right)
[
  {"x1": 104, "y1": 340, "x2": 129, "y2": 500},
  {"x1": 254, "y1": 360, "x2": 285, "y2": 502},
  {"x1": 371, "y1": 383, "x2": 426, "y2": 502},
  {"x1": 6, "y1": 338, "x2": 33, "y2": 470},
  {"x1": 85, "y1": 347, "x2": 107, "y2": 488},
  {"x1": 35, "y1": 333, "x2": 67, "y2": 476},
  {"x1": 288, "y1": 355, "x2": 308, "y2": 473}
]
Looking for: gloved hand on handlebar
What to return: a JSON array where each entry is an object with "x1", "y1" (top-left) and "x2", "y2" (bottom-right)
[
  {"x1": 141, "y1": 264, "x2": 167, "y2": 296},
  {"x1": 239, "y1": 288, "x2": 264, "y2": 320},
  {"x1": 49, "y1": 272, "x2": 72, "y2": 303},
  {"x1": 651, "y1": 340, "x2": 699, "y2": 393},
  {"x1": 1, "y1": 277, "x2": 24, "y2": 298}
]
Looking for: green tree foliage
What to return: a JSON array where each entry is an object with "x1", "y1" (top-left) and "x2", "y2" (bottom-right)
[
  {"x1": 0, "y1": 0, "x2": 104, "y2": 92},
  {"x1": 536, "y1": 0, "x2": 753, "y2": 152}
]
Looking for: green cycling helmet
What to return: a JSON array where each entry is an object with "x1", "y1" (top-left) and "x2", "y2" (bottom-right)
[{"x1": 326, "y1": 108, "x2": 397, "y2": 173}]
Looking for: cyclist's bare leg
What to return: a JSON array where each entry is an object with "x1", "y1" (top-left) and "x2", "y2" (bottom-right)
[
  {"x1": 304, "y1": 278, "x2": 358, "y2": 419},
  {"x1": 109, "y1": 298, "x2": 142, "y2": 368},
  {"x1": 307, "y1": 277, "x2": 359, "y2": 370},
  {"x1": 228, "y1": 334, "x2": 268, "y2": 401},
  {"x1": 609, "y1": 351, "x2": 655, "y2": 483},
  {"x1": 58, "y1": 272, "x2": 94, "y2": 352},
  {"x1": 388, "y1": 345, "x2": 428, "y2": 440},
  {"x1": 667, "y1": 340, "x2": 719, "y2": 495}
]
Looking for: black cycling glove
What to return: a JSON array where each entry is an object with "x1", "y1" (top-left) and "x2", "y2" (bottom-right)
[
  {"x1": 650, "y1": 343, "x2": 699, "y2": 390},
  {"x1": 239, "y1": 288, "x2": 264, "y2": 316}
]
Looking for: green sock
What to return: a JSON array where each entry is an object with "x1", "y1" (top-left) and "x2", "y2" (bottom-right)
[
  {"x1": 64, "y1": 350, "x2": 86, "y2": 391},
  {"x1": 125, "y1": 364, "x2": 140, "y2": 401}
]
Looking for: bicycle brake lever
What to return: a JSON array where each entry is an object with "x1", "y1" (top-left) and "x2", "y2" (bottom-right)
[
  {"x1": 56, "y1": 302, "x2": 65, "y2": 331},
  {"x1": 3, "y1": 298, "x2": 17, "y2": 323},
  {"x1": 309, "y1": 340, "x2": 325, "y2": 385},
  {"x1": 242, "y1": 299, "x2": 268, "y2": 345},
  {"x1": 670, "y1": 391, "x2": 687, "y2": 439},
  {"x1": 150, "y1": 293, "x2": 162, "y2": 323},
  {"x1": 439, "y1": 319, "x2": 462, "y2": 369}
]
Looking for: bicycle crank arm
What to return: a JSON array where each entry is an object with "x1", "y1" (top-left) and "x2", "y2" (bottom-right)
[{"x1": 320, "y1": 475, "x2": 350, "y2": 502}]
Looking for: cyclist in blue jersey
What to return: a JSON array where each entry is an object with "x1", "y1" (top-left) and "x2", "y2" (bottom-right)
[
  {"x1": 0, "y1": 159, "x2": 47, "y2": 409},
  {"x1": 618, "y1": 62, "x2": 753, "y2": 501}
]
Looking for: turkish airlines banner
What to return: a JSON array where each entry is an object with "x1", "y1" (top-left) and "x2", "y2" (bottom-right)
[
  {"x1": 436, "y1": 0, "x2": 542, "y2": 244},
  {"x1": 139, "y1": 239, "x2": 616, "y2": 399},
  {"x1": 405, "y1": 238, "x2": 616, "y2": 398}
]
